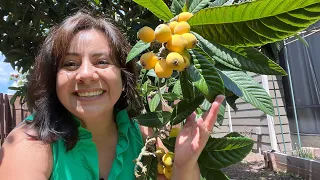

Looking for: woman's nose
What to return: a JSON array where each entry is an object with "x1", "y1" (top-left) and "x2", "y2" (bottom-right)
[{"x1": 75, "y1": 61, "x2": 99, "y2": 84}]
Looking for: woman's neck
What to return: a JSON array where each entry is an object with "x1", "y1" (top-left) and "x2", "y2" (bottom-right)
[{"x1": 79, "y1": 110, "x2": 118, "y2": 143}]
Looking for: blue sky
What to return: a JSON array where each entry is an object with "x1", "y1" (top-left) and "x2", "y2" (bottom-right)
[{"x1": 0, "y1": 53, "x2": 18, "y2": 95}]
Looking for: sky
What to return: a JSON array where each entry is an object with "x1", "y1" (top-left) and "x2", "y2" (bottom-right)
[{"x1": 0, "y1": 53, "x2": 18, "y2": 95}]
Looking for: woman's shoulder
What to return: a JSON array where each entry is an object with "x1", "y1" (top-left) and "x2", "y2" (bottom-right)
[{"x1": 0, "y1": 122, "x2": 53, "y2": 179}]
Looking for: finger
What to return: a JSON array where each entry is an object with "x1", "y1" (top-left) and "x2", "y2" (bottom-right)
[
  {"x1": 156, "y1": 137, "x2": 169, "y2": 152},
  {"x1": 203, "y1": 95, "x2": 225, "y2": 131},
  {"x1": 184, "y1": 111, "x2": 197, "y2": 128}
]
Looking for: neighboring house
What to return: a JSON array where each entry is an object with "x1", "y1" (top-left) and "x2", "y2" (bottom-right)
[
  {"x1": 281, "y1": 21, "x2": 320, "y2": 149},
  {"x1": 213, "y1": 21, "x2": 320, "y2": 153}
]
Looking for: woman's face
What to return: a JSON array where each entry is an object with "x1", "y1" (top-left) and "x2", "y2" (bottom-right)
[{"x1": 56, "y1": 29, "x2": 123, "y2": 120}]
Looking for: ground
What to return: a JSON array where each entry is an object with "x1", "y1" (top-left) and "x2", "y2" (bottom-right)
[{"x1": 222, "y1": 152, "x2": 304, "y2": 180}]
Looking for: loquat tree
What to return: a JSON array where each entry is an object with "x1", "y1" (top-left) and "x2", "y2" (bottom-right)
[{"x1": 128, "y1": 0, "x2": 320, "y2": 179}]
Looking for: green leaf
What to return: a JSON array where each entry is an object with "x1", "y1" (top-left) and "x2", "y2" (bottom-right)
[
  {"x1": 149, "y1": 94, "x2": 160, "y2": 112},
  {"x1": 180, "y1": 71, "x2": 194, "y2": 101},
  {"x1": 187, "y1": 50, "x2": 225, "y2": 103},
  {"x1": 200, "y1": 167, "x2": 229, "y2": 180},
  {"x1": 193, "y1": 32, "x2": 287, "y2": 76},
  {"x1": 189, "y1": 0, "x2": 320, "y2": 47},
  {"x1": 171, "y1": 0, "x2": 185, "y2": 16},
  {"x1": 217, "y1": 68, "x2": 274, "y2": 116},
  {"x1": 171, "y1": 95, "x2": 205, "y2": 125},
  {"x1": 126, "y1": 40, "x2": 150, "y2": 63},
  {"x1": 226, "y1": 93, "x2": 239, "y2": 112},
  {"x1": 133, "y1": 111, "x2": 172, "y2": 128},
  {"x1": 209, "y1": 0, "x2": 231, "y2": 7},
  {"x1": 162, "y1": 93, "x2": 182, "y2": 101},
  {"x1": 187, "y1": 0, "x2": 211, "y2": 14},
  {"x1": 133, "y1": 0, "x2": 174, "y2": 22},
  {"x1": 294, "y1": 34, "x2": 309, "y2": 47},
  {"x1": 9, "y1": 92, "x2": 20, "y2": 106},
  {"x1": 136, "y1": 156, "x2": 158, "y2": 180},
  {"x1": 198, "y1": 133, "x2": 254, "y2": 169},
  {"x1": 172, "y1": 80, "x2": 182, "y2": 95},
  {"x1": 8, "y1": 86, "x2": 21, "y2": 90}
]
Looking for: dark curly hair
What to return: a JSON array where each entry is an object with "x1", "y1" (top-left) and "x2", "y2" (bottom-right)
[{"x1": 26, "y1": 11, "x2": 142, "y2": 151}]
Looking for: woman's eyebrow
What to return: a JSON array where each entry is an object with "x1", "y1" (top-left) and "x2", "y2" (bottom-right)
[
  {"x1": 91, "y1": 52, "x2": 110, "y2": 57},
  {"x1": 65, "y1": 52, "x2": 81, "y2": 56}
]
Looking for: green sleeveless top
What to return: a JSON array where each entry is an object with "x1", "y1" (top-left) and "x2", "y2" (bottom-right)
[{"x1": 25, "y1": 110, "x2": 143, "y2": 180}]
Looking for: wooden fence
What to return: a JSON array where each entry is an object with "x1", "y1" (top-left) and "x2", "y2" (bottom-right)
[{"x1": 0, "y1": 93, "x2": 29, "y2": 145}]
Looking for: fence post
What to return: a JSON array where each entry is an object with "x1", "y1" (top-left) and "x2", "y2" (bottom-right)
[
  {"x1": 0, "y1": 93, "x2": 4, "y2": 145},
  {"x1": 4, "y1": 94, "x2": 13, "y2": 136},
  {"x1": 261, "y1": 75, "x2": 279, "y2": 151}
]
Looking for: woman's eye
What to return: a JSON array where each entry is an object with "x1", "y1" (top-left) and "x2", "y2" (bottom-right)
[
  {"x1": 63, "y1": 61, "x2": 79, "y2": 70},
  {"x1": 96, "y1": 60, "x2": 110, "y2": 66}
]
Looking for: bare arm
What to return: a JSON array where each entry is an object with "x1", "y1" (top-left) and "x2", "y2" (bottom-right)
[{"x1": 0, "y1": 123, "x2": 52, "y2": 180}]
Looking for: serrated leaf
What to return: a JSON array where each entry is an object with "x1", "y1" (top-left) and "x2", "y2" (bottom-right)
[
  {"x1": 171, "y1": 0, "x2": 185, "y2": 16},
  {"x1": 198, "y1": 133, "x2": 254, "y2": 169},
  {"x1": 187, "y1": 0, "x2": 211, "y2": 14},
  {"x1": 133, "y1": 111, "x2": 172, "y2": 128},
  {"x1": 217, "y1": 68, "x2": 274, "y2": 116},
  {"x1": 149, "y1": 94, "x2": 160, "y2": 112},
  {"x1": 189, "y1": 0, "x2": 320, "y2": 47},
  {"x1": 171, "y1": 95, "x2": 205, "y2": 125},
  {"x1": 193, "y1": 32, "x2": 287, "y2": 75},
  {"x1": 187, "y1": 50, "x2": 225, "y2": 102},
  {"x1": 200, "y1": 167, "x2": 229, "y2": 180},
  {"x1": 133, "y1": 0, "x2": 174, "y2": 22},
  {"x1": 126, "y1": 40, "x2": 150, "y2": 63}
]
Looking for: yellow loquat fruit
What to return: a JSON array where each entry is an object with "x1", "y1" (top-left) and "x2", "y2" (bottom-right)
[
  {"x1": 155, "y1": 24, "x2": 172, "y2": 43},
  {"x1": 174, "y1": 21, "x2": 190, "y2": 35},
  {"x1": 155, "y1": 59, "x2": 173, "y2": 78},
  {"x1": 139, "y1": 52, "x2": 158, "y2": 70},
  {"x1": 178, "y1": 12, "x2": 194, "y2": 22},
  {"x1": 157, "y1": 162, "x2": 165, "y2": 175},
  {"x1": 180, "y1": 50, "x2": 191, "y2": 68},
  {"x1": 155, "y1": 147, "x2": 166, "y2": 158},
  {"x1": 168, "y1": 21, "x2": 179, "y2": 34},
  {"x1": 137, "y1": 26, "x2": 155, "y2": 43},
  {"x1": 166, "y1": 34, "x2": 188, "y2": 53},
  {"x1": 162, "y1": 152, "x2": 174, "y2": 167},
  {"x1": 169, "y1": 127, "x2": 181, "y2": 137},
  {"x1": 163, "y1": 166, "x2": 173, "y2": 180},
  {"x1": 166, "y1": 52, "x2": 186, "y2": 71},
  {"x1": 181, "y1": 33, "x2": 197, "y2": 49}
]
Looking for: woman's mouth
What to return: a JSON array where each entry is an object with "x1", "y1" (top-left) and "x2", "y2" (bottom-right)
[{"x1": 75, "y1": 90, "x2": 105, "y2": 97}]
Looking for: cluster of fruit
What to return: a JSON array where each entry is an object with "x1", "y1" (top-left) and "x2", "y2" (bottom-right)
[
  {"x1": 138, "y1": 12, "x2": 197, "y2": 78},
  {"x1": 156, "y1": 148, "x2": 175, "y2": 179}
]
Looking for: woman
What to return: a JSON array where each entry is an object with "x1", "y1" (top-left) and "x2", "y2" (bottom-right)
[{"x1": 0, "y1": 12, "x2": 224, "y2": 180}]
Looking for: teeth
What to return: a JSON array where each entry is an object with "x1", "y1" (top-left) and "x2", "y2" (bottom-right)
[{"x1": 77, "y1": 90, "x2": 104, "y2": 97}]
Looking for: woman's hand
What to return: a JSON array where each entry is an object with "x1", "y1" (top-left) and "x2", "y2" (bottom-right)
[{"x1": 172, "y1": 95, "x2": 225, "y2": 179}]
